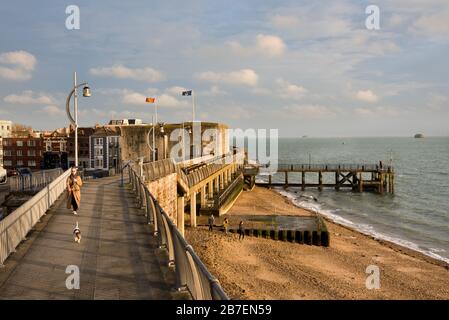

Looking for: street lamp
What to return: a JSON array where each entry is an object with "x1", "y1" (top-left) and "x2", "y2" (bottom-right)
[{"x1": 66, "y1": 71, "x2": 91, "y2": 168}]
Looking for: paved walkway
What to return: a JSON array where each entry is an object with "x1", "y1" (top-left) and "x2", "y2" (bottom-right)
[{"x1": 0, "y1": 175, "x2": 183, "y2": 299}]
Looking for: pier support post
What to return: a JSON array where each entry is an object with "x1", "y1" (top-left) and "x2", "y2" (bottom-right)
[
  {"x1": 200, "y1": 186, "x2": 206, "y2": 207},
  {"x1": 190, "y1": 191, "x2": 197, "y2": 228},
  {"x1": 335, "y1": 172, "x2": 340, "y2": 191},
  {"x1": 177, "y1": 196, "x2": 185, "y2": 236},
  {"x1": 220, "y1": 172, "x2": 224, "y2": 190},
  {"x1": 318, "y1": 171, "x2": 323, "y2": 191},
  {"x1": 284, "y1": 172, "x2": 288, "y2": 187},
  {"x1": 359, "y1": 173, "x2": 363, "y2": 192},
  {"x1": 208, "y1": 181, "x2": 213, "y2": 198},
  {"x1": 301, "y1": 172, "x2": 305, "y2": 191},
  {"x1": 268, "y1": 175, "x2": 272, "y2": 187}
]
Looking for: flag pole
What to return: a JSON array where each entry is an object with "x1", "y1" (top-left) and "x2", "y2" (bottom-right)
[
  {"x1": 192, "y1": 90, "x2": 195, "y2": 123},
  {"x1": 152, "y1": 115, "x2": 155, "y2": 162}
]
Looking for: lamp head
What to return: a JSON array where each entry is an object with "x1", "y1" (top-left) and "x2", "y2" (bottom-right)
[{"x1": 82, "y1": 85, "x2": 91, "y2": 97}]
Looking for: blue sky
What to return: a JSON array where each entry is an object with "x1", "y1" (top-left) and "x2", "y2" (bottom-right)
[{"x1": 0, "y1": 0, "x2": 448, "y2": 137}]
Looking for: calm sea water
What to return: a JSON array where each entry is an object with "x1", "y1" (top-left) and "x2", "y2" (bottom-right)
[{"x1": 255, "y1": 137, "x2": 449, "y2": 263}]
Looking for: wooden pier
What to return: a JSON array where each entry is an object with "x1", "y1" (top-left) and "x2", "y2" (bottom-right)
[{"x1": 249, "y1": 163, "x2": 395, "y2": 194}]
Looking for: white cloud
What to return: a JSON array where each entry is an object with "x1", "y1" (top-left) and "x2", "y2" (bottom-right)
[
  {"x1": 121, "y1": 89, "x2": 188, "y2": 108},
  {"x1": 41, "y1": 105, "x2": 65, "y2": 116},
  {"x1": 255, "y1": 34, "x2": 286, "y2": 57},
  {"x1": 90, "y1": 64, "x2": 164, "y2": 82},
  {"x1": 276, "y1": 78, "x2": 307, "y2": 100},
  {"x1": 197, "y1": 69, "x2": 258, "y2": 87},
  {"x1": 283, "y1": 104, "x2": 337, "y2": 119},
  {"x1": 270, "y1": 14, "x2": 300, "y2": 29},
  {"x1": 4, "y1": 90, "x2": 53, "y2": 104},
  {"x1": 355, "y1": 90, "x2": 379, "y2": 103},
  {"x1": 0, "y1": 50, "x2": 36, "y2": 81},
  {"x1": 228, "y1": 34, "x2": 286, "y2": 57},
  {"x1": 122, "y1": 91, "x2": 147, "y2": 105},
  {"x1": 165, "y1": 86, "x2": 188, "y2": 96},
  {"x1": 354, "y1": 106, "x2": 401, "y2": 117}
]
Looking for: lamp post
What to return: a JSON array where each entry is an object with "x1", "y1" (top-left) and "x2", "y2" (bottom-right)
[{"x1": 66, "y1": 71, "x2": 91, "y2": 167}]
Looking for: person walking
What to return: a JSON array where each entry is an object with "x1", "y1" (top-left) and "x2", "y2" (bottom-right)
[
  {"x1": 67, "y1": 166, "x2": 83, "y2": 215},
  {"x1": 223, "y1": 217, "x2": 229, "y2": 235},
  {"x1": 208, "y1": 214, "x2": 215, "y2": 231},
  {"x1": 238, "y1": 221, "x2": 245, "y2": 241}
]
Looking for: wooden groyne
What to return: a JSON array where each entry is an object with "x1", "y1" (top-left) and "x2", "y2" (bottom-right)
[{"x1": 247, "y1": 163, "x2": 395, "y2": 194}]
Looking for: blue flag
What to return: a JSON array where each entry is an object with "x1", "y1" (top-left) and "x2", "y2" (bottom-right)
[{"x1": 182, "y1": 90, "x2": 192, "y2": 96}]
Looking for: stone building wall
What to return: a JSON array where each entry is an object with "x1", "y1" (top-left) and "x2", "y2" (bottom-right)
[{"x1": 146, "y1": 173, "x2": 178, "y2": 225}]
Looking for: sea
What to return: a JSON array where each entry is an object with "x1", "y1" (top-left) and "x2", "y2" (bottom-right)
[{"x1": 254, "y1": 137, "x2": 449, "y2": 263}]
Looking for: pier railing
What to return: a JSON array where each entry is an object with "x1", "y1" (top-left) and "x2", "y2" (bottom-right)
[
  {"x1": 127, "y1": 165, "x2": 229, "y2": 300},
  {"x1": 0, "y1": 169, "x2": 70, "y2": 266},
  {"x1": 8, "y1": 168, "x2": 64, "y2": 192},
  {"x1": 276, "y1": 163, "x2": 394, "y2": 172}
]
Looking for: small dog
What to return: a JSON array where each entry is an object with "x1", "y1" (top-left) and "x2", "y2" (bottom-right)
[{"x1": 73, "y1": 221, "x2": 81, "y2": 243}]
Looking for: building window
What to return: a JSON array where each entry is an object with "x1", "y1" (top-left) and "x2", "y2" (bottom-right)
[
  {"x1": 28, "y1": 140, "x2": 36, "y2": 147},
  {"x1": 17, "y1": 160, "x2": 23, "y2": 166},
  {"x1": 60, "y1": 142, "x2": 66, "y2": 151},
  {"x1": 95, "y1": 138, "x2": 103, "y2": 145},
  {"x1": 95, "y1": 148, "x2": 103, "y2": 156},
  {"x1": 17, "y1": 140, "x2": 23, "y2": 147},
  {"x1": 28, "y1": 160, "x2": 36, "y2": 167},
  {"x1": 17, "y1": 150, "x2": 23, "y2": 156},
  {"x1": 4, "y1": 150, "x2": 11, "y2": 156},
  {"x1": 3, "y1": 160, "x2": 12, "y2": 166},
  {"x1": 3, "y1": 140, "x2": 8, "y2": 146},
  {"x1": 28, "y1": 150, "x2": 36, "y2": 156}
]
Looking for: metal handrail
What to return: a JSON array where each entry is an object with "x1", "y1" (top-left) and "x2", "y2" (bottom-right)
[
  {"x1": 8, "y1": 168, "x2": 64, "y2": 192},
  {"x1": 276, "y1": 163, "x2": 394, "y2": 172},
  {"x1": 127, "y1": 165, "x2": 229, "y2": 300},
  {"x1": 0, "y1": 169, "x2": 71, "y2": 266}
]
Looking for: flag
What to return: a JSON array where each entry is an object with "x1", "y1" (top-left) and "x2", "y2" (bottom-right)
[
  {"x1": 182, "y1": 90, "x2": 192, "y2": 96},
  {"x1": 145, "y1": 97, "x2": 155, "y2": 103}
]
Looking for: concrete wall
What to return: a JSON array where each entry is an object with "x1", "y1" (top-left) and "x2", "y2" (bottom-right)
[
  {"x1": 119, "y1": 122, "x2": 230, "y2": 164},
  {"x1": 146, "y1": 173, "x2": 178, "y2": 224}
]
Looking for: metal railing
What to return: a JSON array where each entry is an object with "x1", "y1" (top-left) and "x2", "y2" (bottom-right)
[
  {"x1": 0, "y1": 169, "x2": 71, "y2": 266},
  {"x1": 217, "y1": 174, "x2": 243, "y2": 208},
  {"x1": 276, "y1": 163, "x2": 394, "y2": 172},
  {"x1": 127, "y1": 166, "x2": 228, "y2": 300},
  {"x1": 8, "y1": 168, "x2": 64, "y2": 192}
]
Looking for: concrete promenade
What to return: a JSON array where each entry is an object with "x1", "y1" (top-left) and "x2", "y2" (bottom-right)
[{"x1": 0, "y1": 175, "x2": 184, "y2": 299}]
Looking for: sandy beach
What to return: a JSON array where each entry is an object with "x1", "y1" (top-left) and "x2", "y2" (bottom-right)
[{"x1": 186, "y1": 186, "x2": 449, "y2": 300}]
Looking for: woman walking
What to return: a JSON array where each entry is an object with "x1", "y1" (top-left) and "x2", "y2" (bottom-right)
[{"x1": 67, "y1": 166, "x2": 83, "y2": 215}]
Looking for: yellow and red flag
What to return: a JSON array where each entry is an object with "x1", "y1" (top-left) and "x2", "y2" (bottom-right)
[{"x1": 145, "y1": 97, "x2": 155, "y2": 103}]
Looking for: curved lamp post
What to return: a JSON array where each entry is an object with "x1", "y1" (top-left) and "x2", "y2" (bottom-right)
[{"x1": 66, "y1": 72, "x2": 91, "y2": 167}]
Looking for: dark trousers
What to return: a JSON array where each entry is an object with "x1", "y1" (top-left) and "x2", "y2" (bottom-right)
[
  {"x1": 71, "y1": 195, "x2": 78, "y2": 211},
  {"x1": 209, "y1": 224, "x2": 213, "y2": 231},
  {"x1": 239, "y1": 230, "x2": 245, "y2": 240}
]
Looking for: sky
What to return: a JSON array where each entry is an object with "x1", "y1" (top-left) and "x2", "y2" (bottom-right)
[{"x1": 0, "y1": 0, "x2": 448, "y2": 137}]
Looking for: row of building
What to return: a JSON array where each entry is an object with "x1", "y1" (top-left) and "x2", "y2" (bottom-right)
[{"x1": 0, "y1": 119, "x2": 121, "y2": 173}]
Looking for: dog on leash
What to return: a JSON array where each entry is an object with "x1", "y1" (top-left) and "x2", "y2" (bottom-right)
[{"x1": 73, "y1": 221, "x2": 81, "y2": 243}]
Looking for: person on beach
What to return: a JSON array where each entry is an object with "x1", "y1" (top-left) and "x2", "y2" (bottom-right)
[
  {"x1": 223, "y1": 218, "x2": 229, "y2": 235},
  {"x1": 67, "y1": 166, "x2": 83, "y2": 215},
  {"x1": 208, "y1": 214, "x2": 215, "y2": 231},
  {"x1": 238, "y1": 221, "x2": 245, "y2": 241}
]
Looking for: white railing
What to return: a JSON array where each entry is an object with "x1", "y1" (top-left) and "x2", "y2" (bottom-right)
[
  {"x1": 128, "y1": 165, "x2": 228, "y2": 300},
  {"x1": 0, "y1": 169, "x2": 70, "y2": 266},
  {"x1": 8, "y1": 168, "x2": 63, "y2": 192}
]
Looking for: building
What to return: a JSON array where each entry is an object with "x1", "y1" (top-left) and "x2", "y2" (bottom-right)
[
  {"x1": 42, "y1": 127, "x2": 70, "y2": 169},
  {"x1": 108, "y1": 118, "x2": 143, "y2": 126},
  {"x1": 0, "y1": 120, "x2": 12, "y2": 138},
  {"x1": 89, "y1": 127, "x2": 121, "y2": 172},
  {"x1": 2, "y1": 136, "x2": 45, "y2": 170},
  {"x1": 0, "y1": 120, "x2": 12, "y2": 167},
  {"x1": 67, "y1": 126, "x2": 95, "y2": 169}
]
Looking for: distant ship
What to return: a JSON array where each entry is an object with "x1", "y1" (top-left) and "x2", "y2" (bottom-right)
[
  {"x1": 302, "y1": 135, "x2": 308, "y2": 138},
  {"x1": 414, "y1": 133, "x2": 425, "y2": 139}
]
